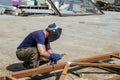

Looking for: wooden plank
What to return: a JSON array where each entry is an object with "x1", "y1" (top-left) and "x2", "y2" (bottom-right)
[
  {"x1": 59, "y1": 63, "x2": 69, "y2": 80},
  {"x1": 71, "y1": 62, "x2": 120, "y2": 68},
  {"x1": 107, "y1": 76, "x2": 120, "y2": 80},
  {"x1": 0, "y1": 52, "x2": 119, "y2": 80}
]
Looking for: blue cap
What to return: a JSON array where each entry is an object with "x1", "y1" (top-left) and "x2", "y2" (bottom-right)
[{"x1": 48, "y1": 23, "x2": 56, "y2": 28}]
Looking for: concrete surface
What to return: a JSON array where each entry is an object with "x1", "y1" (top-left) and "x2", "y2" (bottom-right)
[{"x1": 0, "y1": 11, "x2": 120, "y2": 80}]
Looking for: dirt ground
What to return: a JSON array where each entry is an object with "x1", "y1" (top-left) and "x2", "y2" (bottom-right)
[{"x1": 0, "y1": 11, "x2": 120, "y2": 80}]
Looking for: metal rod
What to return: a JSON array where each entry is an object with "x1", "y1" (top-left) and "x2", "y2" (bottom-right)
[
  {"x1": 47, "y1": 0, "x2": 62, "y2": 16},
  {"x1": 6, "y1": 76, "x2": 18, "y2": 80},
  {"x1": 107, "y1": 76, "x2": 120, "y2": 80},
  {"x1": 71, "y1": 62, "x2": 120, "y2": 68},
  {"x1": 0, "y1": 52, "x2": 119, "y2": 80},
  {"x1": 59, "y1": 63, "x2": 69, "y2": 80},
  {"x1": 111, "y1": 55, "x2": 120, "y2": 59}
]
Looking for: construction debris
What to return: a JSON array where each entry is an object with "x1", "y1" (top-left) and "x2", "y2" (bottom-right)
[
  {"x1": 107, "y1": 75, "x2": 120, "y2": 80},
  {"x1": 0, "y1": 0, "x2": 104, "y2": 16},
  {"x1": 0, "y1": 52, "x2": 119, "y2": 80},
  {"x1": 95, "y1": 0, "x2": 120, "y2": 12},
  {"x1": 0, "y1": 7, "x2": 6, "y2": 15}
]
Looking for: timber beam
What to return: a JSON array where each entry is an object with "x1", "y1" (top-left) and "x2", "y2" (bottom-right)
[{"x1": 0, "y1": 52, "x2": 119, "y2": 80}]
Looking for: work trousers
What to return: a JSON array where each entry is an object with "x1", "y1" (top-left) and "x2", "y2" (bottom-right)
[{"x1": 16, "y1": 47, "x2": 50, "y2": 69}]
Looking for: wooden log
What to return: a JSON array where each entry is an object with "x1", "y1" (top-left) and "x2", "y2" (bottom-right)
[
  {"x1": 107, "y1": 76, "x2": 120, "y2": 80},
  {"x1": 71, "y1": 62, "x2": 120, "y2": 68},
  {"x1": 59, "y1": 63, "x2": 69, "y2": 80},
  {"x1": 0, "y1": 52, "x2": 119, "y2": 80}
]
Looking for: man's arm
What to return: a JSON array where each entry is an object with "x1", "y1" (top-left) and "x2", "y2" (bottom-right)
[
  {"x1": 46, "y1": 43, "x2": 53, "y2": 53},
  {"x1": 37, "y1": 44, "x2": 50, "y2": 58},
  {"x1": 37, "y1": 43, "x2": 65, "y2": 64}
]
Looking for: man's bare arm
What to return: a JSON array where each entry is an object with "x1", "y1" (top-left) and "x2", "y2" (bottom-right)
[
  {"x1": 37, "y1": 44, "x2": 50, "y2": 58},
  {"x1": 46, "y1": 43, "x2": 53, "y2": 53}
]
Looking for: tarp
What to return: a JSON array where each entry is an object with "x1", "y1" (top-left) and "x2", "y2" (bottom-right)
[{"x1": 0, "y1": 0, "x2": 12, "y2": 6}]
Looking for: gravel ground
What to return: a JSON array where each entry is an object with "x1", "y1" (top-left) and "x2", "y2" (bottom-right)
[{"x1": 0, "y1": 11, "x2": 120, "y2": 80}]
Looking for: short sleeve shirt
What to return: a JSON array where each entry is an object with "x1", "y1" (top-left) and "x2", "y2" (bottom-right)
[{"x1": 17, "y1": 30, "x2": 48, "y2": 49}]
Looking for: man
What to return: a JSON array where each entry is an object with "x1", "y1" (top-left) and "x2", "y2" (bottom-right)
[{"x1": 16, "y1": 23, "x2": 64, "y2": 69}]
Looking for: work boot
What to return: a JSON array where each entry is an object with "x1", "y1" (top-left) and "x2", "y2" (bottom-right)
[{"x1": 22, "y1": 61, "x2": 32, "y2": 69}]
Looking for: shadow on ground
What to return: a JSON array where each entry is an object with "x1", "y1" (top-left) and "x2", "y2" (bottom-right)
[
  {"x1": 6, "y1": 63, "x2": 25, "y2": 72},
  {"x1": 6, "y1": 63, "x2": 119, "y2": 80}
]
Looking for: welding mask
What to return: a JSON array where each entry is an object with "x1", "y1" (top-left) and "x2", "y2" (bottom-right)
[{"x1": 48, "y1": 28, "x2": 62, "y2": 42}]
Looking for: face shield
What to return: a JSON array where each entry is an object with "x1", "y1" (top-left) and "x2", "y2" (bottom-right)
[{"x1": 48, "y1": 28, "x2": 62, "y2": 42}]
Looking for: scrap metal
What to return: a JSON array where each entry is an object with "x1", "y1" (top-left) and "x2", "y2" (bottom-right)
[
  {"x1": 96, "y1": 0, "x2": 120, "y2": 12},
  {"x1": 0, "y1": 52, "x2": 119, "y2": 80},
  {"x1": 107, "y1": 76, "x2": 120, "y2": 80}
]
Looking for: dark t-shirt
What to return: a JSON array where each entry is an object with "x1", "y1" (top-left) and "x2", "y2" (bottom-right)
[{"x1": 17, "y1": 30, "x2": 48, "y2": 49}]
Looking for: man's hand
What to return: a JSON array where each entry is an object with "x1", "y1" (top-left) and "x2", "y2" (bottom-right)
[
  {"x1": 49, "y1": 53, "x2": 62, "y2": 64},
  {"x1": 49, "y1": 53, "x2": 67, "y2": 64}
]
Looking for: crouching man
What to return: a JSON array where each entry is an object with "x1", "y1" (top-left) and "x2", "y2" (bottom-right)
[{"x1": 16, "y1": 23, "x2": 65, "y2": 69}]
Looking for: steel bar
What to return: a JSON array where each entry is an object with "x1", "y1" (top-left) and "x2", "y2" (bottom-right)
[
  {"x1": 73, "y1": 52, "x2": 119, "y2": 62},
  {"x1": 0, "y1": 52, "x2": 119, "y2": 80},
  {"x1": 111, "y1": 55, "x2": 120, "y2": 59},
  {"x1": 107, "y1": 76, "x2": 120, "y2": 80},
  {"x1": 90, "y1": 0, "x2": 104, "y2": 14},
  {"x1": 47, "y1": 0, "x2": 62, "y2": 16},
  {"x1": 97, "y1": 61, "x2": 119, "y2": 74},
  {"x1": 71, "y1": 62, "x2": 120, "y2": 68},
  {"x1": 59, "y1": 63, "x2": 69, "y2": 80},
  {"x1": 6, "y1": 76, "x2": 18, "y2": 80},
  {"x1": 61, "y1": 13, "x2": 103, "y2": 17}
]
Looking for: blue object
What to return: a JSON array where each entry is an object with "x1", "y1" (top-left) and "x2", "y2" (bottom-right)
[
  {"x1": 48, "y1": 23, "x2": 56, "y2": 28},
  {"x1": 50, "y1": 53, "x2": 61, "y2": 64}
]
